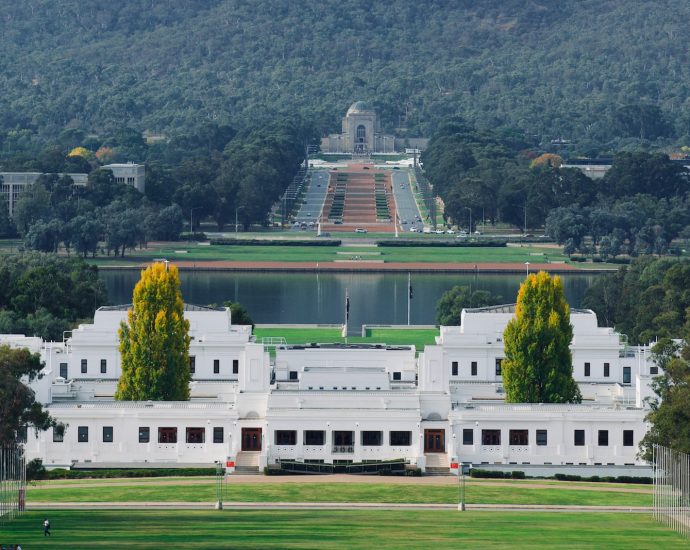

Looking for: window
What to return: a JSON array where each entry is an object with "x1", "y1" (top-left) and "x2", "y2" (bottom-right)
[
  {"x1": 103, "y1": 426, "x2": 113, "y2": 443},
  {"x1": 361, "y1": 431, "x2": 383, "y2": 446},
  {"x1": 99, "y1": 359, "x2": 106, "y2": 374},
  {"x1": 232, "y1": 359, "x2": 239, "y2": 374},
  {"x1": 81, "y1": 359, "x2": 87, "y2": 374},
  {"x1": 390, "y1": 431, "x2": 411, "y2": 446},
  {"x1": 304, "y1": 430, "x2": 325, "y2": 445},
  {"x1": 495, "y1": 358, "x2": 503, "y2": 376},
  {"x1": 604, "y1": 363, "x2": 610, "y2": 377},
  {"x1": 213, "y1": 427, "x2": 224, "y2": 443},
  {"x1": 213, "y1": 359, "x2": 220, "y2": 374},
  {"x1": 53, "y1": 428, "x2": 63, "y2": 443},
  {"x1": 598, "y1": 430, "x2": 609, "y2": 446},
  {"x1": 623, "y1": 430, "x2": 634, "y2": 447},
  {"x1": 536, "y1": 430, "x2": 548, "y2": 446},
  {"x1": 189, "y1": 356, "x2": 196, "y2": 374},
  {"x1": 139, "y1": 427, "x2": 150, "y2": 443},
  {"x1": 186, "y1": 427, "x2": 205, "y2": 443},
  {"x1": 471, "y1": 361, "x2": 477, "y2": 376},
  {"x1": 59, "y1": 362, "x2": 68, "y2": 379},
  {"x1": 462, "y1": 429, "x2": 474, "y2": 445},
  {"x1": 333, "y1": 431, "x2": 354, "y2": 446},
  {"x1": 393, "y1": 371, "x2": 401, "y2": 381},
  {"x1": 289, "y1": 370, "x2": 298, "y2": 381},
  {"x1": 158, "y1": 427, "x2": 177, "y2": 444},
  {"x1": 623, "y1": 366, "x2": 631, "y2": 384},
  {"x1": 650, "y1": 366, "x2": 659, "y2": 375},
  {"x1": 78, "y1": 426, "x2": 89, "y2": 442},
  {"x1": 574, "y1": 430, "x2": 585, "y2": 446},
  {"x1": 275, "y1": 430, "x2": 297, "y2": 445},
  {"x1": 482, "y1": 429, "x2": 501, "y2": 445},
  {"x1": 509, "y1": 430, "x2": 529, "y2": 446},
  {"x1": 451, "y1": 361, "x2": 458, "y2": 376},
  {"x1": 584, "y1": 362, "x2": 590, "y2": 377}
]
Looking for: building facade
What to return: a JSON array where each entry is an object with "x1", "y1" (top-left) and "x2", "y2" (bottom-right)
[
  {"x1": 0, "y1": 172, "x2": 88, "y2": 217},
  {"x1": 10, "y1": 304, "x2": 656, "y2": 473},
  {"x1": 102, "y1": 163, "x2": 145, "y2": 193}
]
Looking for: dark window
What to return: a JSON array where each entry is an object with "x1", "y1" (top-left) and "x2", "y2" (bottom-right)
[
  {"x1": 186, "y1": 427, "x2": 205, "y2": 444},
  {"x1": 304, "y1": 430, "x2": 325, "y2": 445},
  {"x1": 100, "y1": 359, "x2": 107, "y2": 374},
  {"x1": 213, "y1": 359, "x2": 220, "y2": 374},
  {"x1": 333, "y1": 431, "x2": 354, "y2": 446},
  {"x1": 139, "y1": 427, "x2": 150, "y2": 443},
  {"x1": 103, "y1": 426, "x2": 113, "y2": 443},
  {"x1": 361, "y1": 431, "x2": 383, "y2": 446},
  {"x1": 289, "y1": 370, "x2": 298, "y2": 380},
  {"x1": 189, "y1": 356, "x2": 196, "y2": 374},
  {"x1": 604, "y1": 363, "x2": 610, "y2": 377},
  {"x1": 495, "y1": 358, "x2": 503, "y2": 376},
  {"x1": 536, "y1": 430, "x2": 548, "y2": 446},
  {"x1": 59, "y1": 362, "x2": 68, "y2": 379},
  {"x1": 650, "y1": 366, "x2": 659, "y2": 375},
  {"x1": 623, "y1": 430, "x2": 634, "y2": 447},
  {"x1": 158, "y1": 427, "x2": 177, "y2": 444},
  {"x1": 53, "y1": 428, "x2": 63, "y2": 443},
  {"x1": 213, "y1": 427, "x2": 224, "y2": 443},
  {"x1": 623, "y1": 366, "x2": 631, "y2": 384},
  {"x1": 598, "y1": 430, "x2": 608, "y2": 446},
  {"x1": 451, "y1": 361, "x2": 458, "y2": 376},
  {"x1": 471, "y1": 361, "x2": 477, "y2": 376},
  {"x1": 509, "y1": 430, "x2": 529, "y2": 446},
  {"x1": 584, "y1": 362, "x2": 590, "y2": 377},
  {"x1": 574, "y1": 429, "x2": 585, "y2": 446},
  {"x1": 482, "y1": 429, "x2": 501, "y2": 445},
  {"x1": 275, "y1": 430, "x2": 297, "y2": 445},
  {"x1": 390, "y1": 431, "x2": 411, "y2": 446},
  {"x1": 393, "y1": 371, "x2": 401, "y2": 381},
  {"x1": 462, "y1": 429, "x2": 474, "y2": 445},
  {"x1": 78, "y1": 426, "x2": 89, "y2": 442},
  {"x1": 232, "y1": 359, "x2": 239, "y2": 374},
  {"x1": 81, "y1": 359, "x2": 87, "y2": 374}
]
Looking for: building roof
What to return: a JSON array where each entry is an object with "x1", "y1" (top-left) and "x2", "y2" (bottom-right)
[
  {"x1": 347, "y1": 100, "x2": 374, "y2": 114},
  {"x1": 98, "y1": 304, "x2": 225, "y2": 312},
  {"x1": 464, "y1": 303, "x2": 592, "y2": 315}
]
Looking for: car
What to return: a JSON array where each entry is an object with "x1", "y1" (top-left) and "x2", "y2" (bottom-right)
[
  {"x1": 434, "y1": 229, "x2": 444, "y2": 234},
  {"x1": 355, "y1": 228, "x2": 368, "y2": 233},
  {"x1": 401, "y1": 219, "x2": 408, "y2": 224},
  {"x1": 334, "y1": 220, "x2": 343, "y2": 225},
  {"x1": 400, "y1": 184, "x2": 405, "y2": 189},
  {"x1": 456, "y1": 231, "x2": 467, "y2": 238},
  {"x1": 307, "y1": 212, "x2": 312, "y2": 217},
  {"x1": 474, "y1": 230, "x2": 481, "y2": 235},
  {"x1": 446, "y1": 229, "x2": 455, "y2": 234},
  {"x1": 409, "y1": 227, "x2": 417, "y2": 232},
  {"x1": 363, "y1": 166, "x2": 370, "y2": 170},
  {"x1": 423, "y1": 227, "x2": 431, "y2": 234}
]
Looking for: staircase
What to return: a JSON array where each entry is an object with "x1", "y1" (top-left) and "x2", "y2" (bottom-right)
[
  {"x1": 425, "y1": 453, "x2": 452, "y2": 476},
  {"x1": 232, "y1": 451, "x2": 261, "y2": 475}
]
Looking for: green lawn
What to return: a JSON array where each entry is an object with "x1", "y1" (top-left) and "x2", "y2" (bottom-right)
[
  {"x1": 27, "y1": 481, "x2": 651, "y2": 507},
  {"x1": 2, "y1": 510, "x2": 685, "y2": 549},
  {"x1": 253, "y1": 327, "x2": 439, "y2": 350}
]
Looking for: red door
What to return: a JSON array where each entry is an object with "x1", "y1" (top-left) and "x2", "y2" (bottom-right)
[
  {"x1": 424, "y1": 429, "x2": 445, "y2": 453},
  {"x1": 241, "y1": 428, "x2": 262, "y2": 451}
]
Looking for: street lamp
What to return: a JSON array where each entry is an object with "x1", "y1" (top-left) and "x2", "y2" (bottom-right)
[
  {"x1": 525, "y1": 262, "x2": 530, "y2": 276},
  {"x1": 235, "y1": 206, "x2": 245, "y2": 235},
  {"x1": 214, "y1": 460, "x2": 224, "y2": 510},
  {"x1": 189, "y1": 207, "x2": 202, "y2": 241}
]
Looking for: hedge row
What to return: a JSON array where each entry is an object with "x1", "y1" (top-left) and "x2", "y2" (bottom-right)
[
  {"x1": 470, "y1": 469, "x2": 525, "y2": 479},
  {"x1": 209, "y1": 239, "x2": 341, "y2": 246},
  {"x1": 553, "y1": 473, "x2": 651, "y2": 484},
  {"x1": 377, "y1": 240, "x2": 507, "y2": 248},
  {"x1": 37, "y1": 467, "x2": 217, "y2": 480}
]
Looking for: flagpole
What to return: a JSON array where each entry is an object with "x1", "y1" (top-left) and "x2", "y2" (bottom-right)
[
  {"x1": 342, "y1": 287, "x2": 349, "y2": 340},
  {"x1": 407, "y1": 272, "x2": 411, "y2": 326}
]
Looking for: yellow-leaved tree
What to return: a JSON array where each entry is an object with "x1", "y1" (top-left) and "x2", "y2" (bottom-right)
[
  {"x1": 502, "y1": 271, "x2": 581, "y2": 404},
  {"x1": 115, "y1": 262, "x2": 191, "y2": 401}
]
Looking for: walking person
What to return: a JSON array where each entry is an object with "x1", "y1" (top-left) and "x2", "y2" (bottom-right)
[{"x1": 43, "y1": 518, "x2": 51, "y2": 536}]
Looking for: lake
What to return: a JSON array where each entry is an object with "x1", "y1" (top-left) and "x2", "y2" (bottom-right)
[{"x1": 100, "y1": 270, "x2": 598, "y2": 326}]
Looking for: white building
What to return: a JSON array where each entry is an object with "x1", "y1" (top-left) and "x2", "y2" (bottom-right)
[
  {"x1": 102, "y1": 162, "x2": 145, "y2": 193},
  {"x1": 8, "y1": 304, "x2": 657, "y2": 474},
  {"x1": 0, "y1": 172, "x2": 88, "y2": 217}
]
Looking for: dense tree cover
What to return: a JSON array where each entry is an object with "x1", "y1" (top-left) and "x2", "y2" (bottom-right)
[
  {"x1": 502, "y1": 272, "x2": 581, "y2": 404},
  {"x1": 116, "y1": 263, "x2": 191, "y2": 401},
  {"x1": 224, "y1": 301, "x2": 254, "y2": 329},
  {"x1": 583, "y1": 258, "x2": 690, "y2": 344},
  {"x1": 0, "y1": 345, "x2": 63, "y2": 445},
  {"x1": 436, "y1": 286, "x2": 501, "y2": 326},
  {"x1": 2, "y1": 1, "x2": 690, "y2": 148},
  {"x1": 0, "y1": 253, "x2": 107, "y2": 341}
]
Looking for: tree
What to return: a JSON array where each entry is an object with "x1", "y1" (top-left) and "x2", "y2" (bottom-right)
[
  {"x1": 0, "y1": 345, "x2": 63, "y2": 445},
  {"x1": 115, "y1": 262, "x2": 191, "y2": 401},
  {"x1": 436, "y1": 286, "x2": 501, "y2": 326},
  {"x1": 502, "y1": 271, "x2": 582, "y2": 403},
  {"x1": 224, "y1": 301, "x2": 255, "y2": 329}
]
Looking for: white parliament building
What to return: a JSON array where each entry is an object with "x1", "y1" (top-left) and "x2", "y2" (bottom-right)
[{"x1": 7, "y1": 303, "x2": 657, "y2": 474}]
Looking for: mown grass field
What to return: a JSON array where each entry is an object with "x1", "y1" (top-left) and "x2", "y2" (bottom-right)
[
  {"x1": 253, "y1": 327, "x2": 439, "y2": 350},
  {"x1": 27, "y1": 480, "x2": 652, "y2": 507},
  {"x1": 2, "y1": 510, "x2": 685, "y2": 549}
]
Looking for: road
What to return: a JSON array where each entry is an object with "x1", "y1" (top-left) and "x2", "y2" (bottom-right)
[
  {"x1": 391, "y1": 170, "x2": 424, "y2": 233},
  {"x1": 291, "y1": 170, "x2": 330, "y2": 232}
]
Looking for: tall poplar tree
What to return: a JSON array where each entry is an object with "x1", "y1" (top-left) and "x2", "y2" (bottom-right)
[
  {"x1": 115, "y1": 262, "x2": 191, "y2": 401},
  {"x1": 502, "y1": 271, "x2": 581, "y2": 404}
]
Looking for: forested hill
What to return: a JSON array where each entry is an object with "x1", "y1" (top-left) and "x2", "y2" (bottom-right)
[{"x1": 2, "y1": 0, "x2": 690, "y2": 145}]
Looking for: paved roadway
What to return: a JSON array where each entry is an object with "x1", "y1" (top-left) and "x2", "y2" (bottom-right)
[
  {"x1": 391, "y1": 170, "x2": 424, "y2": 233},
  {"x1": 291, "y1": 170, "x2": 330, "y2": 232}
]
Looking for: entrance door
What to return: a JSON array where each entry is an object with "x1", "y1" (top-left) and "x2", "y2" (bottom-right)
[
  {"x1": 241, "y1": 428, "x2": 262, "y2": 451},
  {"x1": 424, "y1": 429, "x2": 445, "y2": 453}
]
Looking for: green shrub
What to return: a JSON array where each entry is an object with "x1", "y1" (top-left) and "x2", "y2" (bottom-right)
[
  {"x1": 470, "y1": 469, "x2": 506, "y2": 479},
  {"x1": 210, "y1": 239, "x2": 341, "y2": 246},
  {"x1": 510, "y1": 470, "x2": 526, "y2": 479},
  {"x1": 44, "y1": 467, "x2": 216, "y2": 479},
  {"x1": 26, "y1": 458, "x2": 46, "y2": 480}
]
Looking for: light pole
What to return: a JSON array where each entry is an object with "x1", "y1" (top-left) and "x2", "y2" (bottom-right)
[
  {"x1": 189, "y1": 207, "x2": 202, "y2": 241},
  {"x1": 459, "y1": 462, "x2": 466, "y2": 511},
  {"x1": 235, "y1": 206, "x2": 245, "y2": 235},
  {"x1": 525, "y1": 262, "x2": 530, "y2": 276},
  {"x1": 214, "y1": 460, "x2": 223, "y2": 510}
]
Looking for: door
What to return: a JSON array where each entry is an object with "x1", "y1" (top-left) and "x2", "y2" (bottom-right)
[
  {"x1": 241, "y1": 428, "x2": 262, "y2": 451},
  {"x1": 424, "y1": 429, "x2": 445, "y2": 453}
]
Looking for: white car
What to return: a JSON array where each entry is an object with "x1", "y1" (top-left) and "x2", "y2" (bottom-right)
[
  {"x1": 446, "y1": 229, "x2": 455, "y2": 234},
  {"x1": 434, "y1": 229, "x2": 444, "y2": 234},
  {"x1": 409, "y1": 227, "x2": 417, "y2": 232},
  {"x1": 457, "y1": 231, "x2": 468, "y2": 238},
  {"x1": 354, "y1": 228, "x2": 368, "y2": 234}
]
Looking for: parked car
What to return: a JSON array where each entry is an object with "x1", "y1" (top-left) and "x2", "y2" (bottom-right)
[
  {"x1": 446, "y1": 229, "x2": 455, "y2": 234},
  {"x1": 457, "y1": 231, "x2": 468, "y2": 238},
  {"x1": 355, "y1": 228, "x2": 368, "y2": 233},
  {"x1": 409, "y1": 227, "x2": 417, "y2": 232}
]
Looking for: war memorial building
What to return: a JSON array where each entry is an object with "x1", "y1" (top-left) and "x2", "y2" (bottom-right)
[{"x1": 6, "y1": 303, "x2": 656, "y2": 475}]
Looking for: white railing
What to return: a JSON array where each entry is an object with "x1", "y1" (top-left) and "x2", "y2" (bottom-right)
[{"x1": 654, "y1": 444, "x2": 690, "y2": 539}]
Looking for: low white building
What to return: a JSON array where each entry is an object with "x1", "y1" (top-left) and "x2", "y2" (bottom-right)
[
  {"x1": 8, "y1": 304, "x2": 657, "y2": 474},
  {"x1": 102, "y1": 162, "x2": 145, "y2": 193}
]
